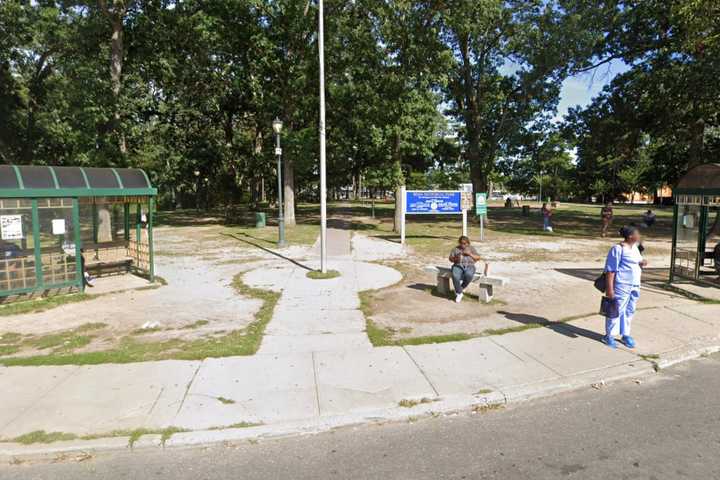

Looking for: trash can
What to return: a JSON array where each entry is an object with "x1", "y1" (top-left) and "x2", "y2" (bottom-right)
[
  {"x1": 254, "y1": 212, "x2": 266, "y2": 228},
  {"x1": 522, "y1": 205, "x2": 531, "y2": 217}
]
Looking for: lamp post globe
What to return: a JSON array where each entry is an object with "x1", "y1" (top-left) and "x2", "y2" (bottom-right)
[{"x1": 272, "y1": 118, "x2": 283, "y2": 135}]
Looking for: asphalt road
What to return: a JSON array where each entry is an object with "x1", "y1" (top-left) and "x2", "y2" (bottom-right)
[{"x1": 3, "y1": 354, "x2": 720, "y2": 480}]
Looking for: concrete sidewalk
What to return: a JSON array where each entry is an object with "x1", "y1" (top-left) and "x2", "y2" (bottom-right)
[{"x1": 1, "y1": 301, "x2": 719, "y2": 458}]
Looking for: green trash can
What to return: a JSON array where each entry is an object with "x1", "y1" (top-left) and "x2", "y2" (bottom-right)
[
  {"x1": 522, "y1": 205, "x2": 531, "y2": 217},
  {"x1": 254, "y1": 212, "x2": 266, "y2": 228}
]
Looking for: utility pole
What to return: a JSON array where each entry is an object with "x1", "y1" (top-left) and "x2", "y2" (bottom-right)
[{"x1": 318, "y1": 0, "x2": 328, "y2": 272}]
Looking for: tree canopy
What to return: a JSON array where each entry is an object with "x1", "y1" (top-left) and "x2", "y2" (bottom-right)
[{"x1": 1, "y1": 0, "x2": 718, "y2": 208}]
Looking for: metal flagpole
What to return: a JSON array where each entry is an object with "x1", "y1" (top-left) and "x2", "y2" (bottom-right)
[{"x1": 318, "y1": 0, "x2": 328, "y2": 273}]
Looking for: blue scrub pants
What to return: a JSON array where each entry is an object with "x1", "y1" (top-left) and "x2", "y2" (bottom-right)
[{"x1": 605, "y1": 284, "x2": 640, "y2": 337}]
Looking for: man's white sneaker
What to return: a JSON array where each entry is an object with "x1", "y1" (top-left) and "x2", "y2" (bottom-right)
[{"x1": 455, "y1": 292, "x2": 463, "y2": 303}]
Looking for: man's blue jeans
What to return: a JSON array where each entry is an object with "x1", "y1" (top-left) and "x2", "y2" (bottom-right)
[{"x1": 451, "y1": 264, "x2": 476, "y2": 294}]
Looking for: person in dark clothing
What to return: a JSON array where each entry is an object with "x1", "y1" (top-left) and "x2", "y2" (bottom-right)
[{"x1": 448, "y1": 236, "x2": 486, "y2": 303}]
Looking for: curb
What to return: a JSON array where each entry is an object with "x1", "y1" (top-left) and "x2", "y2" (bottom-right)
[{"x1": 3, "y1": 349, "x2": 702, "y2": 464}]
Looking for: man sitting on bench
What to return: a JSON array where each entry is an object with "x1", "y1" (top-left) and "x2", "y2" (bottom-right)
[{"x1": 448, "y1": 236, "x2": 486, "y2": 303}]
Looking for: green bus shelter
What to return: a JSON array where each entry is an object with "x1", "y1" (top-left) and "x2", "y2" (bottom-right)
[
  {"x1": 0, "y1": 165, "x2": 157, "y2": 299},
  {"x1": 670, "y1": 163, "x2": 720, "y2": 285}
]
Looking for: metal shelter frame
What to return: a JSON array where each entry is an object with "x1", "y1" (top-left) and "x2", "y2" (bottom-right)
[
  {"x1": 0, "y1": 166, "x2": 157, "y2": 299},
  {"x1": 670, "y1": 163, "x2": 720, "y2": 285}
]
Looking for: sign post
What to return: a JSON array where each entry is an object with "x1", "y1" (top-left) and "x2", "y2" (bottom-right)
[
  {"x1": 400, "y1": 186, "x2": 406, "y2": 245},
  {"x1": 475, "y1": 193, "x2": 488, "y2": 241}
]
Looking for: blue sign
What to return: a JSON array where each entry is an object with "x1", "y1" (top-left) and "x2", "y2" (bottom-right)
[{"x1": 406, "y1": 191, "x2": 462, "y2": 214}]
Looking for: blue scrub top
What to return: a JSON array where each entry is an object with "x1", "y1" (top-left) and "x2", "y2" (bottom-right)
[{"x1": 605, "y1": 243, "x2": 643, "y2": 287}]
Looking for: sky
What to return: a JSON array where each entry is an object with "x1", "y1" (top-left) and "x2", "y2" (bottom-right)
[{"x1": 554, "y1": 59, "x2": 631, "y2": 122}]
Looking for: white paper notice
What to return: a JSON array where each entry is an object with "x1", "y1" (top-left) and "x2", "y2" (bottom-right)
[
  {"x1": 0, "y1": 215, "x2": 23, "y2": 240},
  {"x1": 52, "y1": 219, "x2": 66, "y2": 235}
]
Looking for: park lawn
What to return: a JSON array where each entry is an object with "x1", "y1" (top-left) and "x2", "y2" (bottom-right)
[
  {"x1": 487, "y1": 202, "x2": 674, "y2": 239},
  {"x1": 357, "y1": 202, "x2": 675, "y2": 258}
]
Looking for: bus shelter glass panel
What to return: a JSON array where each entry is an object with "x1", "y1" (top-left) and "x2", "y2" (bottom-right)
[
  {"x1": 37, "y1": 198, "x2": 78, "y2": 287},
  {"x1": 702, "y1": 206, "x2": 720, "y2": 277},
  {"x1": 127, "y1": 199, "x2": 151, "y2": 273},
  {"x1": 0, "y1": 199, "x2": 37, "y2": 292},
  {"x1": 674, "y1": 205, "x2": 702, "y2": 278}
]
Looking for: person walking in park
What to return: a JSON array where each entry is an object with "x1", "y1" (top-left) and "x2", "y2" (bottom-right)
[
  {"x1": 642, "y1": 209, "x2": 656, "y2": 228},
  {"x1": 448, "y1": 236, "x2": 483, "y2": 303},
  {"x1": 603, "y1": 225, "x2": 647, "y2": 349},
  {"x1": 541, "y1": 202, "x2": 553, "y2": 231},
  {"x1": 601, "y1": 202, "x2": 614, "y2": 237}
]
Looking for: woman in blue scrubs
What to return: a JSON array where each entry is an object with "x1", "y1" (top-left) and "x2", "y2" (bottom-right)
[{"x1": 604, "y1": 225, "x2": 647, "y2": 349}]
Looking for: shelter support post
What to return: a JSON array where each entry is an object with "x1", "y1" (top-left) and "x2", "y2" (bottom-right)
[
  {"x1": 72, "y1": 198, "x2": 84, "y2": 292},
  {"x1": 31, "y1": 199, "x2": 43, "y2": 290},
  {"x1": 148, "y1": 197, "x2": 155, "y2": 282}
]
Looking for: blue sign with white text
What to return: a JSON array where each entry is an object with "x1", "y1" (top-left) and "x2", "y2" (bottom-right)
[{"x1": 406, "y1": 191, "x2": 462, "y2": 214}]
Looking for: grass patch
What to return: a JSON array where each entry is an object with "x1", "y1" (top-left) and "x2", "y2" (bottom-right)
[
  {"x1": 180, "y1": 320, "x2": 210, "y2": 329},
  {"x1": 640, "y1": 353, "x2": 660, "y2": 361},
  {"x1": 472, "y1": 403, "x2": 505, "y2": 414},
  {"x1": 209, "y1": 422, "x2": 263, "y2": 430},
  {"x1": 306, "y1": 269, "x2": 341, "y2": 280},
  {"x1": 0, "y1": 293, "x2": 91, "y2": 317},
  {"x1": 0, "y1": 332, "x2": 23, "y2": 344},
  {"x1": 366, "y1": 318, "x2": 475, "y2": 347},
  {"x1": 0, "y1": 344, "x2": 20, "y2": 355},
  {"x1": 11, "y1": 430, "x2": 78, "y2": 445},
  {"x1": 217, "y1": 396, "x2": 236, "y2": 405},
  {"x1": 398, "y1": 397, "x2": 435, "y2": 408},
  {"x1": 481, "y1": 324, "x2": 543, "y2": 336},
  {"x1": 475, "y1": 388, "x2": 494, "y2": 395},
  {"x1": 0, "y1": 274, "x2": 279, "y2": 366}
]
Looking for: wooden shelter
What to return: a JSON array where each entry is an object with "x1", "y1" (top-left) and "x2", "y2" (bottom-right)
[{"x1": 0, "y1": 166, "x2": 157, "y2": 299}]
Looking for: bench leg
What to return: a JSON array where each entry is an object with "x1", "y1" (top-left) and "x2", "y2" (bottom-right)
[
  {"x1": 478, "y1": 284, "x2": 493, "y2": 303},
  {"x1": 436, "y1": 275, "x2": 451, "y2": 297}
]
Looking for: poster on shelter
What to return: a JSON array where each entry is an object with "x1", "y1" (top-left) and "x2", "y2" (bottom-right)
[
  {"x1": 52, "y1": 219, "x2": 66, "y2": 235},
  {"x1": 1, "y1": 215, "x2": 23, "y2": 240}
]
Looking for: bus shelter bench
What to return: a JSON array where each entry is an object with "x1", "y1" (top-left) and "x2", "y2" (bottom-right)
[
  {"x1": 424, "y1": 265, "x2": 509, "y2": 303},
  {"x1": 86, "y1": 258, "x2": 133, "y2": 276}
]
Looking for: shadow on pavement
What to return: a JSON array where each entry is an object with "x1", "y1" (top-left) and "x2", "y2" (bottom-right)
[
  {"x1": 224, "y1": 232, "x2": 313, "y2": 271},
  {"x1": 406, "y1": 282, "x2": 480, "y2": 301},
  {"x1": 498, "y1": 311, "x2": 605, "y2": 343}
]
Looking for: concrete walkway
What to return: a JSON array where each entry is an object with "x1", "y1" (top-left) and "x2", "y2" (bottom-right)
[
  {"x1": 2, "y1": 230, "x2": 720, "y2": 457},
  {"x1": 246, "y1": 225, "x2": 401, "y2": 354}
]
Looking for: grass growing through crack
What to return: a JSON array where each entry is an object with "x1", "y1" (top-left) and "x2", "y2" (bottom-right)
[
  {"x1": 398, "y1": 398, "x2": 436, "y2": 408},
  {"x1": 10, "y1": 430, "x2": 78, "y2": 445},
  {"x1": 0, "y1": 274, "x2": 280, "y2": 366},
  {"x1": 306, "y1": 269, "x2": 341, "y2": 280},
  {"x1": 217, "y1": 396, "x2": 236, "y2": 405}
]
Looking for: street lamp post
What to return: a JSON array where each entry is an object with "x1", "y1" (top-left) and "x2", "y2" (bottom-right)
[
  {"x1": 318, "y1": 0, "x2": 328, "y2": 273},
  {"x1": 193, "y1": 169, "x2": 201, "y2": 212},
  {"x1": 273, "y1": 118, "x2": 286, "y2": 247}
]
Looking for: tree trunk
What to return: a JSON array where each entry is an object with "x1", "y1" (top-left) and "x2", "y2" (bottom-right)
[
  {"x1": 283, "y1": 154, "x2": 296, "y2": 227},
  {"x1": 688, "y1": 117, "x2": 706, "y2": 168},
  {"x1": 99, "y1": 0, "x2": 127, "y2": 156}
]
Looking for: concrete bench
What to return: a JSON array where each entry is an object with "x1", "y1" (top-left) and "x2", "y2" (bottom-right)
[{"x1": 424, "y1": 265, "x2": 509, "y2": 303}]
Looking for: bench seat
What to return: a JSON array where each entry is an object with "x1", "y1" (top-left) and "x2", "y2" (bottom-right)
[{"x1": 424, "y1": 265, "x2": 509, "y2": 303}]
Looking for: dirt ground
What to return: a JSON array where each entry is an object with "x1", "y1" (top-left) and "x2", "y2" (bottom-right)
[
  {"x1": 364, "y1": 230, "x2": 704, "y2": 339},
  {"x1": 0, "y1": 223, "x2": 311, "y2": 359}
]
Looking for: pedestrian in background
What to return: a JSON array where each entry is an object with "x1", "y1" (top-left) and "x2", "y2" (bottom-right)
[
  {"x1": 601, "y1": 201, "x2": 614, "y2": 237},
  {"x1": 541, "y1": 203, "x2": 553, "y2": 231}
]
